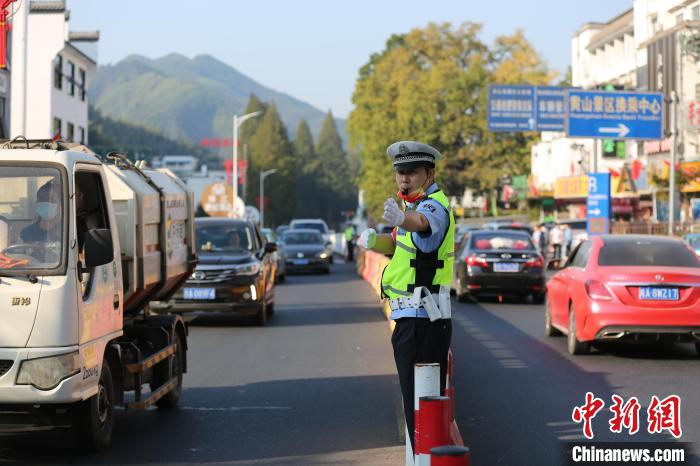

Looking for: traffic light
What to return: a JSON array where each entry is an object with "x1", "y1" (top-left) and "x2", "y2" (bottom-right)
[{"x1": 601, "y1": 84, "x2": 626, "y2": 159}]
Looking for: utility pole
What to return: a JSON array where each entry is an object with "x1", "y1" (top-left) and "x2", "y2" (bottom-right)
[
  {"x1": 669, "y1": 91, "x2": 678, "y2": 236},
  {"x1": 232, "y1": 111, "x2": 262, "y2": 218},
  {"x1": 260, "y1": 169, "x2": 277, "y2": 228}
]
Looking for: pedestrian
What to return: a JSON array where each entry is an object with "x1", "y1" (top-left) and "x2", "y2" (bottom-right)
[
  {"x1": 344, "y1": 223, "x2": 356, "y2": 262},
  {"x1": 538, "y1": 224, "x2": 548, "y2": 257},
  {"x1": 563, "y1": 224, "x2": 573, "y2": 259},
  {"x1": 357, "y1": 141, "x2": 454, "y2": 452},
  {"x1": 550, "y1": 223, "x2": 563, "y2": 262}
]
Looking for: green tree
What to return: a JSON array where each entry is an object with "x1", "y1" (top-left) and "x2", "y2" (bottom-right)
[
  {"x1": 293, "y1": 119, "x2": 319, "y2": 218},
  {"x1": 246, "y1": 104, "x2": 297, "y2": 226},
  {"x1": 348, "y1": 22, "x2": 490, "y2": 219},
  {"x1": 348, "y1": 22, "x2": 554, "y2": 220},
  {"x1": 316, "y1": 111, "x2": 356, "y2": 226}
]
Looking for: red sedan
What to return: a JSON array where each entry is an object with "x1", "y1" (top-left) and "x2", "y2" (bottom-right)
[{"x1": 545, "y1": 235, "x2": 700, "y2": 355}]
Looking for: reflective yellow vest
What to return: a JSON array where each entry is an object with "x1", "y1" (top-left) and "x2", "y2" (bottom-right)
[{"x1": 381, "y1": 190, "x2": 455, "y2": 301}]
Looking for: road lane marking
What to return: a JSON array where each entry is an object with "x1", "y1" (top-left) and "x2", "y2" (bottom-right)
[
  {"x1": 179, "y1": 406, "x2": 293, "y2": 412},
  {"x1": 456, "y1": 315, "x2": 529, "y2": 369}
]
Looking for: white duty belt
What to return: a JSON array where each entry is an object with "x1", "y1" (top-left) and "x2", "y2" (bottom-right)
[{"x1": 387, "y1": 285, "x2": 451, "y2": 321}]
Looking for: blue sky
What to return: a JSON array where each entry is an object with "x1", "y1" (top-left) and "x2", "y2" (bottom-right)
[{"x1": 68, "y1": 0, "x2": 629, "y2": 118}]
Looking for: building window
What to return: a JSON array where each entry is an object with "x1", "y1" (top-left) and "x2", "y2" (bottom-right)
[
  {"x1": 677, "y1": 13, "x2": 684, "y2": 24},
  {"x1": 67, "y1": 122, "x2": 74, "y2": 142},
  {"x1": 67, "y1": 61, "x2": 75, "y2": 96},
  {"x1": 53, "y1": 55, "x2": 63, "y2": 90},
  {"x1": 79, "y1": 126, "x2": 85, "y2": 144},
  {"x1": 53, "y1": 117, "x2": 62, "y2": 138},
  {"x1": 78, "y1": 68, "x2": 86, "y2": 101}
]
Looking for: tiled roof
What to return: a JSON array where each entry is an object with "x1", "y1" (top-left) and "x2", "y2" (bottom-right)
[
  {"x1": 69, "y1": 31, "x2": 100, "y2": 42},
  {"x1": 29, "y1": 1, "x2": 66, "y2": 13}
]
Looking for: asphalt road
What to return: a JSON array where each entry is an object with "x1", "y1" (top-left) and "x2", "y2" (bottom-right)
[
  {"x1": 3, "y1": 261, "x2": 700, "y2": 465},
  {"x1": 451, "y1": 294, "x2": 700, "y2": 465},
  {"x1": 0, "y1": 261, "x2": 405, "y2": 465}
]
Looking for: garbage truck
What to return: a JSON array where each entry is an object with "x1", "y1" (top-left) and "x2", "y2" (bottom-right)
[{"x1": 0, "y1": 140, "x2": 197, "y2": 451}]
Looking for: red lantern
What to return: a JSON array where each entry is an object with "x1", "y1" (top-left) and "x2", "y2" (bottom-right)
[{"x1": 0, "y1": 1, "x2": 18, "y2": 69}]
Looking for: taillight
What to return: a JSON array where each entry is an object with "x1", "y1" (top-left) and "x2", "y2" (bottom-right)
[
  {"x1": 585, "y1": 280, "x2": 613, "y2": 301},
  {"x1": 466, "y1": 256, "x2": 489, "y2": 268},
  {"x1": 524, "y1": 255, "x2": 544, "y2": 268}
]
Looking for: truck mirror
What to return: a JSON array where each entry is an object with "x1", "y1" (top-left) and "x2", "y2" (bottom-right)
[
  {"x1": 84, "y1": 229, "x2": 114, "y2": 268},
  {"x1": 264, "y1": 242, "x2": 277, "y2": 253}
]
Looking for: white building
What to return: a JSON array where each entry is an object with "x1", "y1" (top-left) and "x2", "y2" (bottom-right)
[
  {"x1": 531, "y1": 1, "x2": 700, "y2": 221},
  {"x1": 10, "y1": 0, "x2": 99, "y2": 143}
]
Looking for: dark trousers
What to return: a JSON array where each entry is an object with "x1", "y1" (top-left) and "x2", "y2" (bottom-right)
[
  {"x1": 391, "y1": 317, "x2": 452, "y2": 452},
  {"x1": 346, "y1": 240, "x2": 354, "y2": 261}
]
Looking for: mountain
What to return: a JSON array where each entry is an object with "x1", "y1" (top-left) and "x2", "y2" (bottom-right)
[
  {"x1": 90, "y1": 53, "x2": 347, "y2": 149},
  {"x1": 88, "y1": 106, "x2": 211, "y2": 163}
]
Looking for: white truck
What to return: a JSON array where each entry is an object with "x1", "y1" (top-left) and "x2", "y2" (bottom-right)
[{"x1": 0, "y1": 140, "x2": 197, "y2": 451}]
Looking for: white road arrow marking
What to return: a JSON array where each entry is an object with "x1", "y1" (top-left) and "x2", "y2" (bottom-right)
[{"x1": 598, "y1": 123, "x2": 630, "y2": 138}]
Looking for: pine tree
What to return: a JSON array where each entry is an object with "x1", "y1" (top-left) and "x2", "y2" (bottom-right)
[
  {"x1": 293, "y1": 119, "x2": 319, "y2": 217},
  {"x1": 247, "y1": 104, "x2": 297, "y2": 226},
  {"x1": 315, "y1": 111, "x2": 356, "y2": 226}
]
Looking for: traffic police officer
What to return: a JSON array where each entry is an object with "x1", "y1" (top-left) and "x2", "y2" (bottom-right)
[{"x1": 357, "y1": 141, "x2": 454, "y2": 451}]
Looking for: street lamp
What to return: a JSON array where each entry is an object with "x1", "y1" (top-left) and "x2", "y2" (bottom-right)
[
  {"x1": 259, "y1": 168, "x2": 277, "y2": 228},
  {"x1": 232, "y1": 111, "x2": 262, "y2": 217}
]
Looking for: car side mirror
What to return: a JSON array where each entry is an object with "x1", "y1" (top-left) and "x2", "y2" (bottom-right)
[
  {"x1": 325, "y1": 241, "x2": 332, "y2": 247},
  {"x1": 84, "y1": 229, "x2": 114, "y2": 268},
  {"x1": 546, "y1": 260, "x2": 561, "y2": 271},
  {"x1": 265, "y1": 242, "x2": 277, "y2": 253}
]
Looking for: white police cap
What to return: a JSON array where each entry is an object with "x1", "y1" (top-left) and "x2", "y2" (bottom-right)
[{"x1": 386, "y1": 141, "x2": 443, "y2": 169}]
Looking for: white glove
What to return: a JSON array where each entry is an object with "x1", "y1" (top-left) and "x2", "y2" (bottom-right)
[
  {"x1": 357, "y1": 228, "x2": 376, "y2": 249},
  {"x1": 383, "y1": 198, "x2": 406, "y2": 227}
]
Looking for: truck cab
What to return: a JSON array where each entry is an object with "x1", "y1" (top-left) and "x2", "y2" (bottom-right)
[{"x1": 0, "y1": 141, "x2": 196, "y2": 451}]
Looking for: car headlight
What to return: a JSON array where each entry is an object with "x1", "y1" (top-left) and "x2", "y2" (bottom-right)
[
  {"x1": 231, "y1": 261, "x2": 261, "y2": 275},
  {"x1": 318, "y1": 252, "x2": 329, "y2": 259},
  {"x1": 16, "y1": 351, "x2": 81, "y2": 390}
]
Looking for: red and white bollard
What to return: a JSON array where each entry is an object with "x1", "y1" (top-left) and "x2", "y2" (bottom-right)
[
  {"x1": 416, "y1": 396, "x2": 451, "y2": 465},
  {"x1": 412, "y1": 363, "x2": 441, "y2": 466},
  {"x1": 430, "y1": 445, "x2": 471, "y2": 466}
]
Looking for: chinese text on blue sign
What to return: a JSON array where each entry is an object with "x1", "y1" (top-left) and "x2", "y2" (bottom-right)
[
  {"x1": 567, "y1": 90, "x2": 663, "y2": 140},
  {"x1": 535, "y1": 86, "x2": 566, "y2": 131},
  {"x1": 488, "y1": 85, "x2": 536, "y2": 132},
  {"x1": 488, "y1": 85, "x2": 566, "y2": 132},
  {"x1": 587, "y1": 173, "x2": 611, "y2": 236}
]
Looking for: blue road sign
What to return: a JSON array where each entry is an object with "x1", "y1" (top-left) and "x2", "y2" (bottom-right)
[
  {"x1": 566, "y1": 90, "x2": 663, "y2": 140},
  {"x1": 488, "y1": 85, "x2": 536, "y2": 132},
  {"x1": 587, "y1": 173, "x2": 611, "y2": 236},
  {"x1": 535, "y1": 86, "x2": 566, "y2": 131}
]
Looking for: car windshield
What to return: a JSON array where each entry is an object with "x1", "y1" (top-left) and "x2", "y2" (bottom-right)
[
  {"x1": 598, "y1": 239, "x2": 700, "y2": 267},
  {"x1": 283, "y1": 231, "x2": 323, "y2": 245},
  {"x1": 196, "y1": 223, "x2": 254, "y2": 252},
  {"x1": 0, "y1": 165, "x2": 65, "y2": 272},
  {"x1": 496, "y1": 224, "x2": 532, "y2": 235},
  {"x1": 292, "y1": 222, "x2": 327, "y2": 234},
  {"x1": 471, "y1": 233, "x2": 534, "y2": 251}
]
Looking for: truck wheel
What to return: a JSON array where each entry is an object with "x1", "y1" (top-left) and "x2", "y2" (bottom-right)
[
  {"x1": 153, "y1": 332, "x2": 184, "y2": 409},
  {"x1": 76, "y1": 360, "x2": 115, "y2": 452}
]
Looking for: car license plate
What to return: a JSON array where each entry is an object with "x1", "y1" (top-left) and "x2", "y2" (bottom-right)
[
  {"x1": 293, "y1": 259, "x2": 309, "y2": 265},
  {"x1": 183, "y1": 288, "x2": 216, "y2": 300},
  {"x1": 494, "y1": 262, "x2": 519, "y2": 273},
  {"x1": 638, "y1": 287, "x2": 679, "y2": 301}
]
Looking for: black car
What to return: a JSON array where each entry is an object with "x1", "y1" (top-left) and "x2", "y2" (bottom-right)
[
  {"x1": 151, "y1": 218, "x2": 277, "y2": 325},
  {"x1": 281, "y1": 229, "x2": 332, "y2": 274},
  {"x1": 453, "y1": 230, "x2": 545, "y2": 303}
]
